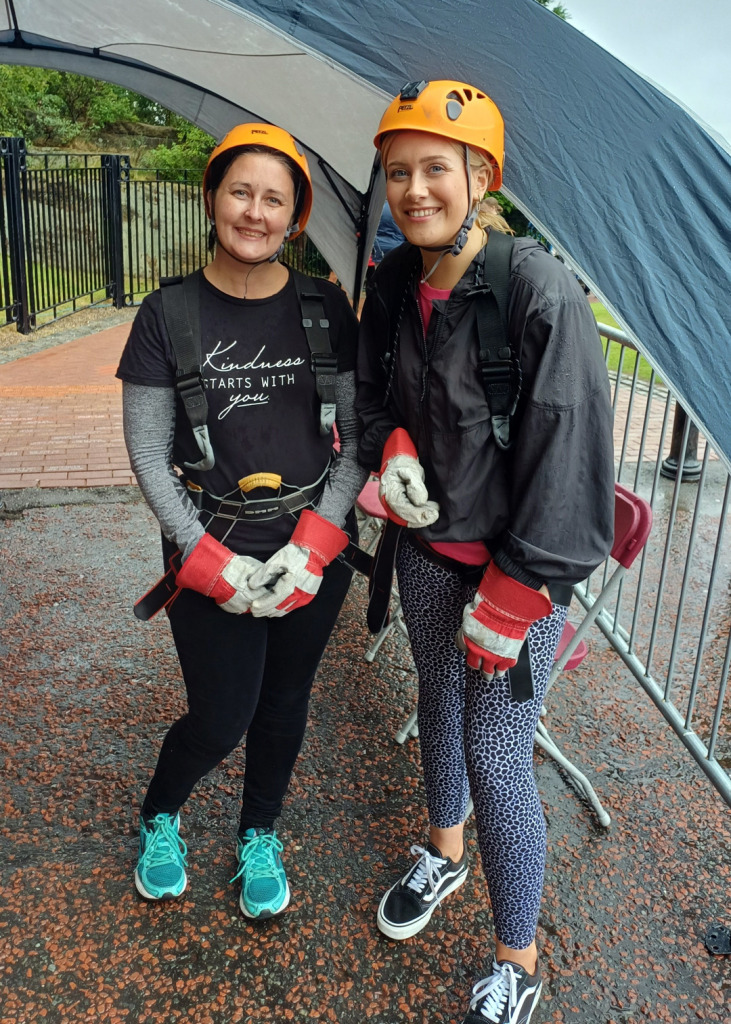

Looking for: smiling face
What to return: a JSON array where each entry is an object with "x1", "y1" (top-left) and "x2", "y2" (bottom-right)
[
  {"x1": 383, "y1": 130, "x2": 489, "y2": 250},
  {"x1": 208, "y1": 151, "x2": 296, "y2": 265}
]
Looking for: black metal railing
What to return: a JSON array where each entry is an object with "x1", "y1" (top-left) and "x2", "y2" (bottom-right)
[{"x1": 0, "y1": 138, "x2": 331, "y2": 333}]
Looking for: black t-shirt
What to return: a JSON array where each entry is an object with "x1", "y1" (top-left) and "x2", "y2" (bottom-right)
[{"x1": 117, "y1": 269, "x2": 358, "y2": 552}]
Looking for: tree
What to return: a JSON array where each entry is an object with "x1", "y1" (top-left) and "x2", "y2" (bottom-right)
[
  {"x1": 0, "y1": 66, "x2": 75, "y2": 143},
  {"x1": 0, "y1": 66, "x2": 140, "y2": 143},
  {"x1": 0, "y1": 65, "x2": 213, "y2": 175},
  {"x1": 534, "y1": 0, "x2": 570, "y2": 19},
  {"x1": 144, "y1": 118, "x2": 215, "y2": 181}
]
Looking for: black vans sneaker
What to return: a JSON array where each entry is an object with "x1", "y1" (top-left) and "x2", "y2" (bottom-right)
[
  {"x1": 463, "y1": 959, "x2": 542, "y2": 1024},
  {"x1": 377, "y1": 841, "x2": 469, "y2": 940}
]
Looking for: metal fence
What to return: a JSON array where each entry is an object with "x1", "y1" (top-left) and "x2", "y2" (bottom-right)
[
  {"x1": 582, "y1": 325, "x2": 731, "y2": 807},
  {"x1": 0, "y1": 139, "x2": 330, "y2": 331}
]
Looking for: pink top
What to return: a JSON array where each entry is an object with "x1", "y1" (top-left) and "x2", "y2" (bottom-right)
[
  {"x1": 416, "y1": 279, "x2": 490, "y2": 568},
  {"x1": 417, "y1": 278, "x2": 451, "y2": 332}
]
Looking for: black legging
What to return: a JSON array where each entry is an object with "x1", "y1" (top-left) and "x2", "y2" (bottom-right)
[{"x1": 142, "y1": 534, "x2": 354, "y2": 833}]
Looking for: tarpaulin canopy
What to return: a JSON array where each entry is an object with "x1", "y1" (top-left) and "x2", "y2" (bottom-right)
[{"x1": 2, "y1": 0, "x2": 730, "y2": 466}]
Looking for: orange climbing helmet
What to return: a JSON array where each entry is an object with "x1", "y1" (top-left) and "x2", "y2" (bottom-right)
[
  {"x1": 374, "y1": 80, "x2": 504, "y2": 190},
  {"x1": 203, "y1": 122, "x2": 313, "y2": 237}
]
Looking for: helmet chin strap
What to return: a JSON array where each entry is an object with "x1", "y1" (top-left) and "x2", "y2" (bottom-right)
[
  {"x1": 268, "y1": 221, "x2": 299, "y2": 262},
  {"x1": 420, "y1": 144, "x2": 478, "y2": 284}
]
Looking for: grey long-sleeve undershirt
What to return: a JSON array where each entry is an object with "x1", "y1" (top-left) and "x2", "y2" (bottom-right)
[{"x1": 122, "y1": 372, "x2": 369, "y2": 561}]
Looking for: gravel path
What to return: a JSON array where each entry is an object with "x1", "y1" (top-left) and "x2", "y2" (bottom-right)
[{"x1": 1, "y1": 497, "x2": 729, "y2": 1023}]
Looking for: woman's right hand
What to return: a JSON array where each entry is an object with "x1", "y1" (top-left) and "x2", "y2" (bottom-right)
[
  {"x1": 379, "y1": 427, "x2": 440, "y2": 528},
  {"x1": 175, "y1": 534, "x2": 268, "y2": 614}
]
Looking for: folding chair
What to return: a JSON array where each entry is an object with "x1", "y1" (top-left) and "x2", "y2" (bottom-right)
[{"x1": 534, "y1": 482, "x2": 653, "y2": 827}]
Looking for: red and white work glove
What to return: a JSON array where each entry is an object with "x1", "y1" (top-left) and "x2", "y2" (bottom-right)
[
  {"x1": 378, "y1": 428, "x2": 440, "y2": 527},
  {"x1": 175, "y1": 533, "x2": 266, "y2": 614},
  {"x1": 248, "y1": 509, "x2": 349, "y2": 618},
  {"x1": 456, "y1": 561, "x2": 552, "y2": 678}
]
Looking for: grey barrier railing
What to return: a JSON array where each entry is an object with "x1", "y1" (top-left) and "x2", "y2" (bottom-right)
[
  {"x1": 0, "y1": 139, "x2": 330, "y2": 330},
  {"x1": 584, "y1": 323, "x2": 731, "y2": 807}
]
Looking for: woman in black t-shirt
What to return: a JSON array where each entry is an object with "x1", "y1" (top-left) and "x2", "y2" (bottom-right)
[{"x1": 117, "y1": 123, "x2": 367, "y2": 918}]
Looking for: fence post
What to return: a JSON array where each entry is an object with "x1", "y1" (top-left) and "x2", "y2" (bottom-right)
[
  {"x1": 1, "y1": 137, "x2": 33, "y2": 333},
  {"x1": 101, "y1": 154, "x2": 128, "y2": 308},
  {"x1": 660, "y1": 404, "x2": 702, "y2": 481}
]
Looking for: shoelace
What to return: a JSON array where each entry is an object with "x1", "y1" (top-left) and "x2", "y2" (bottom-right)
[
  {"x1": 406, "y1": 844, "x2": 448, "y2": 896},
  {"x1": 230, "y1": 831, "x2": 283, "y2": 883},
  {"x1": 470, "y1": 961, "x2": 519, "y2": 1021},
  {"x1": 143, "y1": 814, "x2": 187, "y2": 867}
]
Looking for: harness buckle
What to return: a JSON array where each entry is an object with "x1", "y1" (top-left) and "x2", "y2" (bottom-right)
[
  {"x1": 215, "y1": 499, "x2": 242, "y2": 521},
  {"x1": 310, "y1": 351, "x2": 338, "y2": 375},
  {"x1": 319, "y1": 402, "x2": 337, "y2": 436},
  {"x1": 175, "y1": 371, "x2": 207, "y2": 418},
  {"x1": 478, "y1": 357, "x2": 522, "y2": 416}
]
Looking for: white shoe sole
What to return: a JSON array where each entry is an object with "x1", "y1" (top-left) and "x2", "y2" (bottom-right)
[{"x1": 376, "y1": 866, "x2": 468, "y2": 940}]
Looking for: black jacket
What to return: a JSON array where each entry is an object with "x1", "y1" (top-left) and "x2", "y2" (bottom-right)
[{"x1": 356, "y1": 236, "x2": 615, "y2": 588}]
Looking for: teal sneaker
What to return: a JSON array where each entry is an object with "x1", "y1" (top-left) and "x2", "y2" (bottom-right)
[
  {"x1": 134, "y1": 813, "x2": 188, "y2": 900},
  {"x1": 231, "y1": 828, "x2": 291, "y2": 919}
]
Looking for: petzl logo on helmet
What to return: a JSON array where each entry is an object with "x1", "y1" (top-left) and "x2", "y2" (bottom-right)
[
  {"x1": 398, "y1": 104, "x2": 414, "y2": 112},
  {"x1": 251, "y1": 129, "x2": 267, "y2": 135}
]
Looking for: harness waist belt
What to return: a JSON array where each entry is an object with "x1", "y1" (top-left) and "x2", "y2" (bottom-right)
[{"x1": 187, "y1": 478, "x2": 325, "y2": 524}]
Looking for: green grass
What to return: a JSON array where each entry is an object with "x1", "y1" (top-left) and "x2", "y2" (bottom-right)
[{"x1": 591, "y1": 300, "x2": 659, "y2": 385}]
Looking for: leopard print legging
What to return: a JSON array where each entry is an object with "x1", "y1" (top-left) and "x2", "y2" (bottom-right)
[{"x1": 396, "y1": 536, "x2": 568, "y2": 950}]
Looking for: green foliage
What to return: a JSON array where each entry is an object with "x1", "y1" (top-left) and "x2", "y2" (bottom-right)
[
  {"x1": 533, "y1": 0, "x2": 570, "y2": 19},
  {"x1": 143, "y1": 121, "x2": 215, "y2": 181},
  {"x1": 487, "y1": 191, "x2": 531, "y2": 236},
  {"x1": 0, "y1": 64, "x2": 211, "y2": 161},
  {"x1": 0, "y1": 66, "x2": 142, "y2": 143},
  {"x1": 0, "y1": 66, "x2": 73, "y2": 143}
]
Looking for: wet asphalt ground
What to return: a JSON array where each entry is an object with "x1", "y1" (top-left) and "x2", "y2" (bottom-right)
[{"x1": 1, "y1": 485, "x2": 729, "y2": 1024}]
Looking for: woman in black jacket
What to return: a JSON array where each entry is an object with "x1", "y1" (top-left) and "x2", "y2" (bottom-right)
[{"x1": 356, "y1": 80, "x2": 615, "y2": 1024}]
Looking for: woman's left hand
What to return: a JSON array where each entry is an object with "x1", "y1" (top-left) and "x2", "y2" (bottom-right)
[
  {"x1": 456, "y1": 563, "x2": 552, "y2": 678},
  {"x1": 248, "y1": 510, "x2": 349, "y2": 617}
]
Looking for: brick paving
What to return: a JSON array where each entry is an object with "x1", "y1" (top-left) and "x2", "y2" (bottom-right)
[{"x1": 0, "y1": 323, "x2": 135, "y2": 489}]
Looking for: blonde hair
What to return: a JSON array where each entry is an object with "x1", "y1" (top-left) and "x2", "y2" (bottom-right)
[{"x1": 469, "y1": 149, "x2": 514, "y2": 236}]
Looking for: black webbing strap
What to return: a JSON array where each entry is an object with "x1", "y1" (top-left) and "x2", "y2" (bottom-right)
[
  {"x1": 507, "y1": 639, "x2": 534, "y2": 703},
  {"x1": 367, "y1": 518, "x2": 402, "y2": 634},
  {"x1": 161, "y1": 272, "x2": 205, "y2": 426},
  {"x1": 473, "y1": 232, "x2": 521, "y2": 450},
  {"x1": 291, "y1": 268, "x2": 337, "y2": 435},
  {"x1": 160, "y1": 271, "x2": 214, "y2": 470}
]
